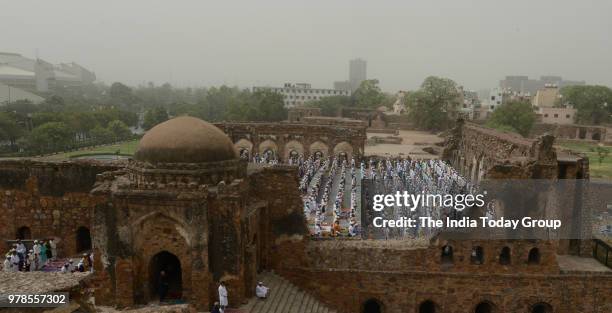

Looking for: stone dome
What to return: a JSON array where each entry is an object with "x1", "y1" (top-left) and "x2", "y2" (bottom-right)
[{"x1": 134, "y1": 116, "x2": 238, "y2": 164}]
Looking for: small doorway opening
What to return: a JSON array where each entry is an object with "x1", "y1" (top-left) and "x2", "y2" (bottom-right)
[
  {"x1": 16, "y1": 226, "x2": 32, "y2": 240},
  {"x1": 419, "y1": 300, "x2": 437, "y2": 313},
  {"x1": 149, "y1": 251, "x2": 182, "y2": 302},
  {"x1": 76, "y1": 226, "x2": 92, "y2": 252},
  {"x1": 362, "y1": 298, "x2": 382, "y2": 313}
]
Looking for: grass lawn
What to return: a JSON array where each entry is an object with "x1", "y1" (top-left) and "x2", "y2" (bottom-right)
[
  {"x1": 38, "y1": 140, "x2": 140, "y2": 161},
  {"x1": 557, "y1": 141, "x2": 612, "y2": 179}
]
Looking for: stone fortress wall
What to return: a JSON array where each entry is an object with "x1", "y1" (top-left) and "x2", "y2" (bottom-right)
[
  {"x1": 0, "y1": 160, "x2": 119, "y2": 257},
  {"x1": 264, "y1": 121, "x2": 611, "y2": 313}
]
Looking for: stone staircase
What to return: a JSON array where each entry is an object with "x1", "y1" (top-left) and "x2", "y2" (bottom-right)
[{"x1": 239, "y1": 272, "x2": 337, "y2": 313}]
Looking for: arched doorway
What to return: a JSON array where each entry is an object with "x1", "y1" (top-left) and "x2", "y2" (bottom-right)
[
  {"x1": 149, "y1": 251, "x2": 182, "y2": 302},
  {"x1": 499, "y1": 246, "x2": 511, "y2": 265},
  {"x1": 419, "y1": 300, "x2": 437, "y2": 313},
  {"x1": 475, "y1": 301, "x2": 494, "y2": 313},
  {"x1": 362, "y1": 298, "x2": 382, "y2": 313},
  {"x1": 16, "y1": 226, "x2": 31, "y2": 240},
  {"x1": 76, "y1": 226, "x2": 92, "y2": 252},
  {"x1": 531, "y1": 302, "x2": 553, "y2": 313},
  {"x1": 528, "y1": 248, "x2": 540, "y2": 264},
  {"x1": 441, "y1": 245, "x2": 453, "y2": 264},
  {"x1": 471, "y1": 246, "x2": 484, "y2": 265},
  {"x1": 239, "y1": 148, "x2": 250, "y2": 160}
]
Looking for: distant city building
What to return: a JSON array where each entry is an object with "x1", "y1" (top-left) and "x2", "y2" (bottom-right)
[
  {"x1": 538, "y1": 107, "x2": 576, "y2": 125},
  {"x1": 0, "y1": 82, "x2": 44, "y2": 105},
  {"x1": 333, "y1": 80, "x2": 350, "y2": 92},
  {"x1": 349, "y1": 58, "x2": 367, "y2": 92},
  {"x1": 392, "y1": 91, "x2": 407, "y2": 115},
  {"x1": 499, "y1": 75, "x2": 584, "y2": 95},
  {"x1": 532, "y1": 84, "x2": 561, "y2": 108},
  {"x1": 457, "y1": 87, "x2": 481, "y2": 120},
  {"x1": 0, "y1": 52, "x2": 96, "y2": 93},
  {"x1": 253, "y1": 82, "x2": 350, "y2": 108}
]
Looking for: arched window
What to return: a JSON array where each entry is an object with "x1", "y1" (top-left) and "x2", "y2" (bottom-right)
[
  {"x1": 531, "y1": 302, "x2": 553, "y2": 313},
  {"x1": 441, "y1": 245, "x2": 453, "y2": 264},
  {"x1": 475, "y1": 301, "x2": 495, "y2": 313},
  {"x1": 419, "y1": 300, "x2": 437, "y2": 313},
  {"x1": 528, "y1": 247, "x2": 541, "y2": 265},
  {"x1": 362, "y1": 298, "x2": 382, "y2": 313},
  {"x1": 16, "y1": 226, "x2": 32, "y2": 240},
  {"x1": 471, "y1": 246, "x2": 484, "y2": 265},
  {"x1": 499, "y1": 246, "x2": 511, "y2": 265},
  {"x1": 76, "y1": 226, "x2": 92, "y2": 253}
]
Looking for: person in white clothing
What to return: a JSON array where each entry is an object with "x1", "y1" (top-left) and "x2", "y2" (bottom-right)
[
  {"x1": 255, "y1": 281, "x2": 269, "y2": 299},
  {"x1": 49, "y1": 239, "x2": 57, "y2": 260},
  {"x1": 218, "y1": 281, "x2": 228, "y2": 311},
  {"x1": 3, "y1": 256, "x2": 11, "y2": 272}
]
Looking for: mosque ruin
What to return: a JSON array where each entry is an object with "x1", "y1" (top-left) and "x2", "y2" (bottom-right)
[{"x1": 0, "y1": 116, "x2": 610, "y2": 313}]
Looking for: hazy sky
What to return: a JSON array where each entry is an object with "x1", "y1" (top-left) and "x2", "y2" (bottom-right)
[{"x1": 2, "y1": 0, "x2": 611, "y2": 92}]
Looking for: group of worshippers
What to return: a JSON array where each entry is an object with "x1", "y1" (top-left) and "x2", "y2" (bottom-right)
[
  {"x1": 2, "y1": 239, "x2": 57, "y2": 272},
  {"x1": 251, "y1": 150, "x2": 279, "y2": 165},
  {"x1": 297, "y1": 155, "x2": 361, "y2": 238},
  {"x1": 365, "y1": 158, "x2": 475, "y2": 239},
  {"x1": 211, "y1": 281, "x2": 270, "y2": 313},
  {"x1": 60, "y1": 253, "x2": 93, "y2": 273}
]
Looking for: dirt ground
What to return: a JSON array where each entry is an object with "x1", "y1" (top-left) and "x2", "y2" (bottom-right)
[{"x1": 364, "y1": 130, "x2": 444, "y2": 159}]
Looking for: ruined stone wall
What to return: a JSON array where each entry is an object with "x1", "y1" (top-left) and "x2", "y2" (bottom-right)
[
  {"x1": 248, "y1": 166, "x2": 309, "y2": 270},
  {"x1": 443, "y1": 122, "x2": 558, "y2": 181},
  {"x1": 0, "y1": 160, "x2": 118, "y2": 257},
  {"x1": 531, "y1": 123, "x2": 609, "y2": 142},
  {"x1": 271, "y1": 239, "x2": 611, "y2": 313},
  {"x1": 216, "y1": 122, "x2": 367, "y2": 161}
]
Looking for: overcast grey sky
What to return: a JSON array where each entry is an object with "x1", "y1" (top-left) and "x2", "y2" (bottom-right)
[{"x1": 2, "y1": 0, "x2": 611, "y2": 92}]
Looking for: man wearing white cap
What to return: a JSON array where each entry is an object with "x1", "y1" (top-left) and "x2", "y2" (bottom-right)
[{"x1": 255, "y1": 281, "x2": 269, "y2": 299}]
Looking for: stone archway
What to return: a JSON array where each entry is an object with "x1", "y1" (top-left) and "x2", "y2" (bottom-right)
[
  {"x1": 76, "y1": 226, "x2": 92, "y2": 253},
  {"x1": 259, "y1": 139, "x2": 278, "y2": 160},
  {"x1": 16, "y1": 226, "x2": 31, "y2": 240},
  {"x1": 309, "y1": 141, "x2": 329, "y2": 158},
  {"x1": 531, "y1": 302, "x2": 553, "y2": 313},
  {"x1": 362, "y1": 298, "x2": 382, "y2": 313},
  {"x1": 333, "y1": 141, "x2": 353, "y2": 161},
  {"x1": 474, "y1": 301, "x2": 496, "y2": 313},
  {"x1": 235, "y1": 139, "x2": 253, "y2": 160},
  {"x1": 149, "y1": 251, "x2": 182, "y2": 302},
  {"x1": 419, "y1": 300, "x2": 438, "y2": 313},
  {"x1": 284, "y1": 140, "x2": 305, "y2": 163},
  {"x1": 132, "y1": 212, "x2": 194, "y2": 305}
]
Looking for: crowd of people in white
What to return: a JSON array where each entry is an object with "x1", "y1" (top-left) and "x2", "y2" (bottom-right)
[{"x1": 2, "y1": 239, "x2": 93, "y2": 273}]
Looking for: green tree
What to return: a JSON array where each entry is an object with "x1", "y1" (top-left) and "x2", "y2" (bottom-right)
[
  {"x1": 406, "y1": 76, "x2": 460, "y2": 131},
  {"x1": 352, "y1": 79, "x2": 386, "y2": 108},
  {"x1": 26, "y1": 122, "x2": 73, "y2": 154},
  {"x1": 310, "y1": 95, "x2": 351, "y2": 116},
  {"x1": 486, "y1": 101, "x2": 536, "y2": 137},
  {"x1": 0, "y1": 112, "x2": 23, "y2": 150},
  {"x1": 107, "y1": 120, "x2": 132, "y2": 141},
  {"x1": 90, "y1": 125, "x2": 114, "y2": 144},
  {"x1": 591, "y1": 146, "x2": 610, "y2": 165},
  {"x1": 248, "y1": 90, "x2": 287, "y2": 121},
  {"x1": 109, "y1": 82, "x2": 138, "y2": 108},
  {"x1": 143, "y1": 106, "x2": 169, "y2": 130},
  {"x1": 560, "y1": 85, "x2": 612, "y2": 125}
]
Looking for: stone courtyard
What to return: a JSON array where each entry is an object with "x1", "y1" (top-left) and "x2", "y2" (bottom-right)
[{"x1": 0, "y1": 117, "x2": 610, "y2": 313}]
